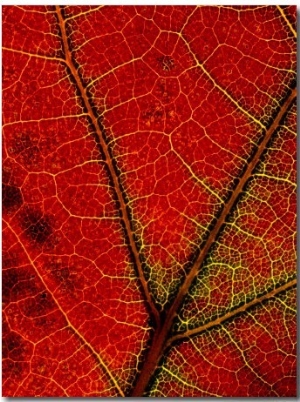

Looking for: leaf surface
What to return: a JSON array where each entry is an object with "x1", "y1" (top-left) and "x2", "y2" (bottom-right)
[{"x1": 2, "y1": 5, "x2": 297, "y2": 397}]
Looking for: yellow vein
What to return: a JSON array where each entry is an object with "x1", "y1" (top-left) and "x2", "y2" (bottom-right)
[
  {"x1": 277, "y1": 6, "x2": 297, "y2": 38},
  {"x1": 167, "y1": 278, "x2": 297, "y2": 346},
  {"x1": 2, "y1": 46, "x2": 64, "y2": 62}
]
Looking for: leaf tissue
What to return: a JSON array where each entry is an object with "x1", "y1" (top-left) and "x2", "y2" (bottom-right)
[{"x1": 2, "y1": 6, "x2": 296, "y2": 397}]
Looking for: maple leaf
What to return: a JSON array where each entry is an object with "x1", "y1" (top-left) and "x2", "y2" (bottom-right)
[{"x1": 2, "y1": 5, "x2": 296, "y2": 397}]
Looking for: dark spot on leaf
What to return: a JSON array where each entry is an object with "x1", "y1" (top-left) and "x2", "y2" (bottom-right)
[
  {"x1": 22, "y1": 291, "x2": 56, "y2": 318},
  {"x1": 3, "y1": 267, "x2": 39, "y2": 303},
  {"x1": 3, "y1": 269, "x2": 19, "y2": 303},
  {"x1": 2, "y1": 320, "x2": 31, "y2": 380},
  {"x1": 2, "y1": 251, "x2": 18, "y2": 269},
  {"x1": 2, "y1": 183, "x2": 23, "y2": 214},
  {"x1": 3, "y1": 330, "x2": 24, "y2": 360},
  {"x1": 20, "y1": 207, "x2": 53, "y2": 245}
]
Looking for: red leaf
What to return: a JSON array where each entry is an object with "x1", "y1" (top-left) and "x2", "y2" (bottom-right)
[{"x1": 2, "y1": 6, "x2": 296, "y2": 397}]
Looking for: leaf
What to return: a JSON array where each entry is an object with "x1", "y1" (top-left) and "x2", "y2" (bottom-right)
[{"x1": 2, "y1": 5, "x2": 296, "y2": 397}]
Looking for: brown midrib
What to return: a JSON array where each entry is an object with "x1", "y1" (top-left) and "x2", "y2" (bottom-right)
[
  {"x1": 55, "y1": 7, "x2": 159, "y2": 325},
  {"x1": 56, "y1": 6, "x2": 162, "y2": 397},
  {"x1": 130, "y1": 87, "x2": 297, "y2": 396}
]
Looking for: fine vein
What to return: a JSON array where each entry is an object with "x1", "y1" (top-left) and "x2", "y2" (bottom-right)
[
  {"x1": 130, "y1": 85, "x2": 297, "y2": 397},
  {"x1": 55, "y1": 5, "x2": 160, "y2": 395}
]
